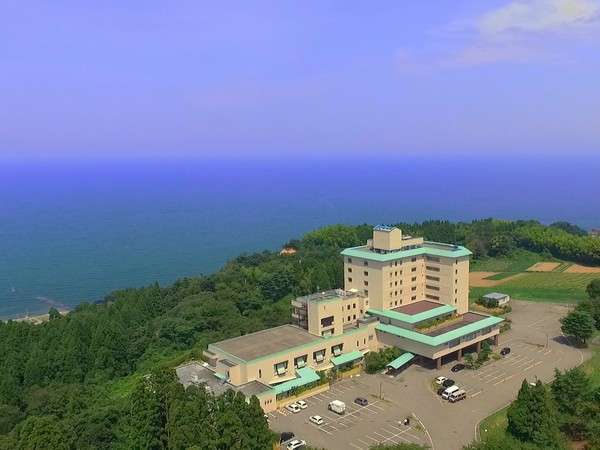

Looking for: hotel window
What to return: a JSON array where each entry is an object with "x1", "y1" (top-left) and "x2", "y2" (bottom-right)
[
  {"x1": 364, "y1": 261, "x2": 368, "y2": 266},
  {"x1": 411, "y1": 257, "x2": 417, "y2": 262},
  {"x1": 364, "y1": 271, "x2": 368, "y2": 276},
  {"x1": 426, "y1": 266, "x2": 440, "y2": 272},
  {"x1": 394, "y1": 301, "x2": 398, "y2": 306},
  {"x1": 395, "y1": 271, "x2": 398, "y2": 276},
  {"x1": 411, "y1": 277, "x2": 417, "y2": 282},
  {"x1": 365, "y1": 289, "x2": 368, "y2": 295},
  {"x1": 455, "y1": 288, "x2": 458, "y2": 294},
  {"x1": 426, "y1": 275, "x2": 440, "y2": 281},
  {"x1": 274, "y1": 361, "x2": 288, "y2": 375},
  {"x1": 411, "y1": 267, "x2": 416, "y2": 272},
  {"x1": 347, "y1": 258, "x2": 352, "y2": 263},
  {"x1": 368, "y1": 334, "x2": 374, "y2": 341},
  {"x1": 394, "y1": 281, "x2": 398, "y2": 286},
  {"x1": 348, "y1": 267, "x2": 352, "y2": 272},
  {"x1": 426, "y1": 294, "x2": 440, "y2": 300},
  {"x1": 426, "y1": 285, "x2": 440, "y2": 291},
  {"x1": 394, "y1": 261, "x2": 398, "y2": 266},
  {"x1": 258, "y1": 369, "x2": 262, "y2": 378},
  {"x1": 313, "y1": 349, "x2": 326, "y2": 363},
  {"x1": 426, "y1": 256, "x2": 440, "y2": 262},
  {"x1": 294, "y1": 355, "x2": 308, "y2": 368},
  {"x1": 455, "y1": 269, "x2": 458, "y2": 274},
  {"x1": 411, "y1": 295, "x2": 417, "y2": 300},
  {"x1": 353, "y1": 303, "x2": 356, "y2": 308},
  {"x1": 364, "y1": 280, "x2": 368, "y2": 286},
  {"x1": 411, "y1": 286, "x2": 416, "y2": 291},
  {"x1": 331, "y1": 344, "x2": 343, "y2": 356},
  {"x1": 347, "y1": 305, "x2": 350, "y2": 310},
  {"x1": 347, "y1": 315, "x2": 351, "y2": 321},
  {"x1": 353, "y1": 314, "x2": 356, "y2": 320},
  {"x1": 348, "y1": 277, "x2": 353, "y2": 282},
  {"x1": 321, "y1": 316, "x2": 334, "y2": 327},
  {"x1": 363, "y1": 338, "x2": 366, "y2": 344}
]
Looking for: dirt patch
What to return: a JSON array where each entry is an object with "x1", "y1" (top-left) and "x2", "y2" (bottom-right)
[
  {"x1": 526, "y1": 262, "x2": 561, "y2": 272},
  {"x1": 564, "y1": 264, "x2": 600, "y2": 273},
  {"x1": 469, "y1": 272, "x2": 524, "y2": 287}
]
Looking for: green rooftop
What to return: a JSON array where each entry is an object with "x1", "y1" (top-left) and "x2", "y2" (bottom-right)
[
  {"x1": 367, "y1": 304, "x2": 455, "y2": 324},
  {"x1": 272, "y1": 367, "x2": 320, "y2": 395},
  {"x1": 341, "y1": 242, "x2": 472, "y2": 262},
  {"x1": 386, "y1": 352, "x2": 414, "y2": 370},
  {"x1": 330, "y1": 350, "x2": 364, "y2": 367},
  {"x1": 376, "y1": 315, "x2": 504, "y2": 347}
]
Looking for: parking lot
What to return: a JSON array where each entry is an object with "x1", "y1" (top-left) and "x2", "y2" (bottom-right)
[
  {"x1": 268, "y1": 377, "x2": 431, "y2": 450},
  {"x1": 269, "y1": 301, "x2": 589, "y2": 450}
]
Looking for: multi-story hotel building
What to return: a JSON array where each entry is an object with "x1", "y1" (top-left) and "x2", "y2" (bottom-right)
[
  {"x1": 180, "y1": 226, "x2": 503, "y2": 412},
  {"x1": 342, "y1": 225, "x2": 470, "y2": 313}
]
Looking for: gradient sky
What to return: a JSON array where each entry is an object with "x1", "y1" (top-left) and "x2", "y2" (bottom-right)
[{"x1": 2, "y1": 0, "x2": 600, "y2": 159}]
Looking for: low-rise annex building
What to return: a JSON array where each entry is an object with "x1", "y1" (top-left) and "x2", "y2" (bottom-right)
[{"x1": 180, "y1": 226, "x2": 503, "y2": 412}]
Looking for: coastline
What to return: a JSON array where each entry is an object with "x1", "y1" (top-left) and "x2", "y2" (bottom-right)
[{"x1": 3, "y1": 309, "x2": 70, "y2": 325}]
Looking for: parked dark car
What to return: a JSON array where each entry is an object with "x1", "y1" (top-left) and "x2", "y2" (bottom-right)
[
  {"x1": 280, "y1": 432, "x2": 295, "y2": 443},
  {"x1": 500, "y1": 347, "x2": 511, "y2": 356},
  {"x1": 354, "y1": 397, "x2": 368, "y2": 406},
  {"x1": 437, "y1": 387, "x2": 446, "y2": 396},
  {"x1": 442, "y1": 379, "x2": 455, "y2": 388},
  {"x1": 451, "y1": 363, "x2": 466, "y2": 372}
]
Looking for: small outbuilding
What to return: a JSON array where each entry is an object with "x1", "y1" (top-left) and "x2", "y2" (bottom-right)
[{"x1": 482, "y1": 292, "x2": 510, "y2": 307}]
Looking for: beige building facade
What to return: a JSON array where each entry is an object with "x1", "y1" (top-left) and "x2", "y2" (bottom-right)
[{"x1": 342, "y1": 225, "x2": 471, "y2": 314}]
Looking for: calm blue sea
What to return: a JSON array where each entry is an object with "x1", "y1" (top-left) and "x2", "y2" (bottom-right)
[{"x1": 1, "y1": 155, "x2": 599, "y2": 318}]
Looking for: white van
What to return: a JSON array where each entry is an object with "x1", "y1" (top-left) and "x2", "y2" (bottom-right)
[
  {"x1": 449, "y1": 389, "x2": 466, "y2": 403},
  {"x1": 328, "y1": 400, "x2": 346, "y2": 415},
  {"x1": 442, "y1": 385, "x2": 459, "y2": 400}
]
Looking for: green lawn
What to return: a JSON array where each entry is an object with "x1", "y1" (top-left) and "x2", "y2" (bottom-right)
[
  {"x1": 470, "y1": 271, "x2": 599, "y2": 303},
  {"x1": 478, "y1": 405, "x2": 509, "y2": 441},
  {"x1": 470, "y1": 250, "x2": 555, "y2": 273}
]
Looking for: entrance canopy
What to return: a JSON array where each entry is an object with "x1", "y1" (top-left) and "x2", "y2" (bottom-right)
[
  {"x1": 331, "y1": 350, "x2": 364, "y2": 367},
  {"x1": 272, "y1": 367, "x2": 320, "y2": 395},
  {"x1": 386, "y1": 352, "x2": 414, "y2": 370}
]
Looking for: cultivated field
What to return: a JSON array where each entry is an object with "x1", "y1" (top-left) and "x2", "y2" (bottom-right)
[
  {"x1": 470, "y1": 272, "x2": 524, "y2": 288},
  {"x1": 526, "y1": 262, "x2": 561, "y2": 272},
  {"x1": 565, "y1": 264, "x2": 600, "y2": 274}
]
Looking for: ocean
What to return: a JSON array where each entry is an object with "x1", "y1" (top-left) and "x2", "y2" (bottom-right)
[{"x1": 1, "y1": 155, "x2": 599, "y2": 319}]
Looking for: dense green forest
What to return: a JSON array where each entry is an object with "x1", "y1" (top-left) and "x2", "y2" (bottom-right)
[{"x1": 0, "y1": 219, "x2": 598, "y2": 449}]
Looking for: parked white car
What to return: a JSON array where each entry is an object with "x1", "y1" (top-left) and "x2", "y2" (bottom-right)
[
  {"x1": 286, "y1": 403, "x2": 301, "y2": 413},
  {"x1": 297, "y1": 400, "x2": 308, "y2": 409},
  {"x1": 309, "y1": 415, "x2": 324, "y2": 425},
  {"x1": 286, "y1": 439, "x2": 306, "y2": 450},
  {"x1": 435, "y1": 376, "x2": 447, "y2": 385}
]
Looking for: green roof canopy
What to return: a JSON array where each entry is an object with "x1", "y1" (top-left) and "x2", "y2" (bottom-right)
[
  {"x1": 367, "y1": 304, "x2": 455, "y2": 324},
  {"x1": 272, "y1": 367, "x2": 320, "y2": 395},
  {"x1": 376, "y1": 315, "x2": 504, "y2": 347},
  {"x1": 386, "y1": 352, "x2": 414, "y2": 370},
  {"x1": 341, "y1": 242, "x2": 471, "y2": 262},
  {"x1": 331, "y1": 350, "x2": 364, "y2": 367}
]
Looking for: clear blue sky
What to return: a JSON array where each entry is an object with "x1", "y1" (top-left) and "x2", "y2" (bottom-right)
[{"x1": 2, "y1": 0, "x2": 600, "y2": 159}]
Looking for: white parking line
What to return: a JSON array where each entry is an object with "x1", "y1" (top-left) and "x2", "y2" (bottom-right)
[
  {"x1": 349, "y1": 443, "x2": 364, "y2": 450},
  {"x1": 493, "y1": 374, "x2": 515, "y2": 386}
]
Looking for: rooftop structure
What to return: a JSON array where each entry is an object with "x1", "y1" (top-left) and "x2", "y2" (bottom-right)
[{"x1": 208, "y1": 324, "x2": 316, "y2": 363}]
